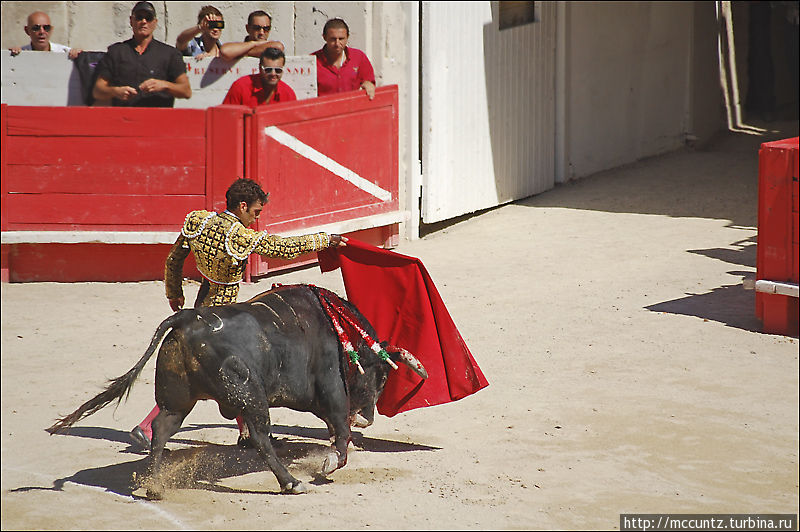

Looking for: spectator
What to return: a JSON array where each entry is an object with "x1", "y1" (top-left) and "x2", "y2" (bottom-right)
[
  {"x1": 312, "y1": 18, "x2": 376, "y2": 100},
  {"x1": 92, "y1": 1, "x2": 191, "y2": 107},
  {"x1": 219, "y1": 10, "x2": 284, "y2": 61},
  {"x1": 9, "y1": 11, "x2": 82, "y2": 60},
  {"x1": 222, "y1": 47, "x2": 296, "y2": 106},
  {"x1": 175, "y1": 5, "x2": 224, "y2": 59}
]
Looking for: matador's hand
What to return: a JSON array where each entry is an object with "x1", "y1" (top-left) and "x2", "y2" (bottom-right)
[
  {"x1": 169, "y1": 297, "x2": 185, "y2": 312},
  {"x1": 330, "y1": 234, "x2": 348, "y2": 247}
]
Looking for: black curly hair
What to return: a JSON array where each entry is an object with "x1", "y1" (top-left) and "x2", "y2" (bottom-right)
[
  {"x1": 225, "y1": 178, "x2": 269, "y2": 211},
  {"x1": 260, "y1": 46, "x2": 285, "y2": 63}
]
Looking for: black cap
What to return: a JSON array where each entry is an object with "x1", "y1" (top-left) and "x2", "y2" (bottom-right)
[{"x1": 131, "y1": 1, "x2": 156, "y2": 15}]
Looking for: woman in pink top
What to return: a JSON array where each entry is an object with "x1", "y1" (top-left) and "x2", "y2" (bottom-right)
[{"x1": 312, "y1": 18, "x2": 376, "y2": 100}]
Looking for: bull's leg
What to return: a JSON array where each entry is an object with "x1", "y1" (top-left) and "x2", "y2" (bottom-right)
[
  {"x1": 243, "y1": 410, "x2": 306, "y2": 494},
  {"x1": 320, "y1": 413, "x2": 351, "y2": 476},
  {"x1": 219, "y1": 355, "x2": 305, "y2": 494},
  {"x1": 315, "y1": 383, "x2": 351, "y2": 476},
  {"x1": 143, "y1": 408, "x2": 187, "y2": 500}
]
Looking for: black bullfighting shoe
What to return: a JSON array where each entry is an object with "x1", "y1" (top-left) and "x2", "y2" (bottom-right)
[{"x1": 130, "y1": 426, "x2": 151, "y2": 450}]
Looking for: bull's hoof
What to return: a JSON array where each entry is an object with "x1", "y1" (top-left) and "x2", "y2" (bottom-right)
[
  {"x1": 146, "y1": 487, "x2": 164, "y2": 500},
  {"x1": 321, "y1": 451, "x2": 340, "y2": 476},
  {"x1": 283, "y1": 481, "x2": 307, "y2": 494}
]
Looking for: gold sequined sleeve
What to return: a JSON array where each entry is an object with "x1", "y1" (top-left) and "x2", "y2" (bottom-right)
[
  {"x1": 253, "y1": 231, "x2": 332, "y2": 260},
  {"x1": 165, "y1": 234, "x2": 191, "y2": 300}
]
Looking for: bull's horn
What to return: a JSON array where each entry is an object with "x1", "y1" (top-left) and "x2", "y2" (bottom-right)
[{"x1": 387, "y1": 346, "x2": 428, "y2": 379}]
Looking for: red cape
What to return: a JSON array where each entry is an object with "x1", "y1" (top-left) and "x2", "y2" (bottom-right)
[{"x1": 318, "y1": 239, "x2": 489, "y2": 416}]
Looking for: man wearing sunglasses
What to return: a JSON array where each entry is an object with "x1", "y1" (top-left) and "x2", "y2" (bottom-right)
[
  {"x1": 8, "y1": 11, "x2": 82, "y2": 60},
  {"x1": 176, "y1": 5, "x2": 225, "y2": 59},
  {"x1": 92, "y1": 1, "x2": 191, "y2": 107},
  {"x1": 222, "y1": 47, "x2": 296, "y2": 106},
  {"x1": 219, "y1": 10, "x2": 284, "y2": 62}
]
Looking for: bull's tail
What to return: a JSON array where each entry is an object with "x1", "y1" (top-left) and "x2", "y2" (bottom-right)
[{"x1": 45, "y1": 311, "x2": 186, "y2": 434}]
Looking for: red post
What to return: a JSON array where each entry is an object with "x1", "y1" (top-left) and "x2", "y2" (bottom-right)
[
  {"x1": 206, "y1": 105, "x2": 250, "y2": 212},
  {"x1": 1, "y1": 104, "x2": 8, "y2": 233},
  {"x1": 756, "y1": 137, "x2": 799, "y2": 336},
  {"x1": 1, "y1": 104, "x2": 8, "y2": 282}
]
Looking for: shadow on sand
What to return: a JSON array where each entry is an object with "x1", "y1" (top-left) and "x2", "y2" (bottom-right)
[
  {"x1": 11, "y1": 423, "x2": 440, "y2": 498},
  {"x1": 646, "y1": 281, "x2": 764, "y2": 333},
  {"x1": 645, "y1": 234, "x2": 764, "y2": 333},
  {"x1": 525, "y1": 126, "x2": 795, "y2": 334}
]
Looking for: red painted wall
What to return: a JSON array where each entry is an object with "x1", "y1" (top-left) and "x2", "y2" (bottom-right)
[{"x1": 247, "y1": 88, "x2": 400, "y2": 277}]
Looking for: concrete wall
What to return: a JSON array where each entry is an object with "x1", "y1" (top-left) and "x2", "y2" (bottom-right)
[
  {"x1": 0, "y1": 1, "x2": 371, "y2": 56},
  {"x1": 689, "y1": 1, "x2": 725, "y2": 144},
  {"x1": 563, "y1": 1, "x2": 724, "y2": 180}
]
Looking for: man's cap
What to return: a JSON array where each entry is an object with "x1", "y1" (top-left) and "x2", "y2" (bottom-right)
[{"x1": 131, "y1": 1, "x2": 156, "y2": 15}]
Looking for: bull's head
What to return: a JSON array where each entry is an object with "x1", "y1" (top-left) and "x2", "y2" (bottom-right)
[{"x1": 346, "y1": 343, "x2": 427, "y2": 428}]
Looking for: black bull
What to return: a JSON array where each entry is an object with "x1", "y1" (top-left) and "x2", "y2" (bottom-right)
[{"x1": 47, "y1": 284, "x2": 427, "y2": 497}]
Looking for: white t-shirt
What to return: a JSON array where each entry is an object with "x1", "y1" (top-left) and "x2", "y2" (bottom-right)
[{"x1": 21, "y1": 42, "x2": 71, "y2": 53}]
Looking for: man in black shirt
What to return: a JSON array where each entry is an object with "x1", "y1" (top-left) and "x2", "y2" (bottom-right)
[{"x1": 93, "y1": 1, "x2": 191, "y2": 107}]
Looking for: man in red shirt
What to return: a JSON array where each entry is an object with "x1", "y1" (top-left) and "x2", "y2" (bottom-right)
[
  {"x1": 312, "y1": 18, "x2": 376, "y2": 100},
  {"x1": 222, "y1": 46, "x2": 296, "y2": 106}
]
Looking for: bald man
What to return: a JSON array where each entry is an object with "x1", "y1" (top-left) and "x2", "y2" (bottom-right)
[{"x1": 9, "y1": 11, "x2": 82, "y2": 59}]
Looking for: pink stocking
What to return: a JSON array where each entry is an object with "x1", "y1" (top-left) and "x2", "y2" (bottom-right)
[{"x1": 138, "y1": 405, "x2": 160, "y2": 439}]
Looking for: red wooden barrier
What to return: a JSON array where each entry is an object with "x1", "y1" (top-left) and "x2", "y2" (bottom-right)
[
  {"x1": 756, "y1": 137, "x2": 799, "y2": 336},
  {"x1": 1, "y1": 104, "x2": 8, "y2": 282},
  {"x1": 1, "y1": 89, "x2": 402, "y2": 283},
  {"x1": 3, "y1": 106, "x2": 208, "y2": 230},
  {"x1": 0, "y1": 104, "x2": 247, "y2": 282},
  {"x1": 245, "y1": 86, "x2": 400, "y2": 278}
]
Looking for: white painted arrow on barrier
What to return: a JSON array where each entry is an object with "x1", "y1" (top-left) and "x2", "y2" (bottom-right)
[{"x1": 264, "y1": 126, "x2": 392, "y2": 202}]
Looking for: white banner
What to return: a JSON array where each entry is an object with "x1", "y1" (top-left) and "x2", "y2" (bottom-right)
[
  {"x1": 1, "y1": 50, "x2": 317, "y2": 108},
  {"x1": 177, "y1": 55, "x2": 317, "y2": 108}
]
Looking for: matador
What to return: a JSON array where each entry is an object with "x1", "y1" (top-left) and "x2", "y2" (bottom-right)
[
  {"x1": 130, "y1": 177, "x2": 347, "y2": 449},
  {"x1": 164, "y1": 209, "x2": 335, "y2": 307}
]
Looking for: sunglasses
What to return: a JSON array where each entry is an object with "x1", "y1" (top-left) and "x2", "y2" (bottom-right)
[
  {"x1": 30, "y1": 24, "x2": 52, "y2": 32},
  {"x1": 133, "y1": 12, "x2": 155, "y2": 22},
  {"x1": 249, "y1": 24, "x2": 271, "y2": 32},
  {"x1": 259, "y1": 66, "x2": 283, "y2": 74},
  {"x1": 207, "y1": 20, "x2": 225, "y2": 29}
]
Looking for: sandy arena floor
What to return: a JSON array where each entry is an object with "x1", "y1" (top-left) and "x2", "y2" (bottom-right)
[{"x1": 2, "y1": 121, "x2": 798, "y2": 530}]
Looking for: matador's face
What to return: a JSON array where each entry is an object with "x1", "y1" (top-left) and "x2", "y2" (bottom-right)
[{"x1": 238, "y1": 200, "x2": 264, "y2": 227}]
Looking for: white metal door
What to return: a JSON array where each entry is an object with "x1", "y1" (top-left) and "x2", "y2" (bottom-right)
[{"x1": 421, "y1": 1, "x2": 556, "y2": 223}]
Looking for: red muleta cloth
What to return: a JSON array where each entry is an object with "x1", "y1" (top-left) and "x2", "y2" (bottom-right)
[{"x1": 318, "y1": 239, "x2": 489, "y2": 416}]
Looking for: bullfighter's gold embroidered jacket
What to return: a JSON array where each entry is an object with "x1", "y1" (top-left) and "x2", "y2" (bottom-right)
[{"x1": 165, "y1": 210, "x2": 331, "y2": 306}]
